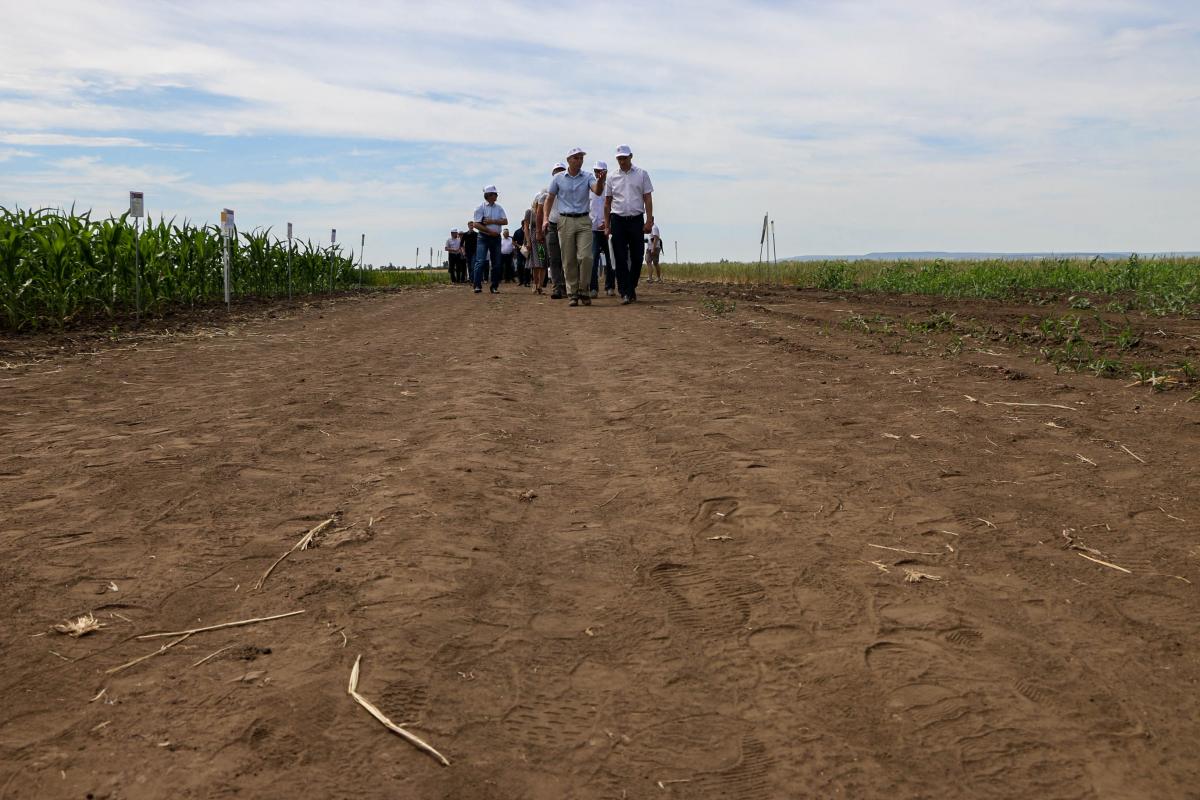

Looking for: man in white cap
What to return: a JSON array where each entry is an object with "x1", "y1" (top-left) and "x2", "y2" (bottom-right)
[
  {"x1": 470, "y1": 185, "x2": 507, "y2": 294},
  {"x1": 589, "y1": 160, "x2": 614, "y2": 297},
  {"x1": 541, "y1": 147, "x2": 606, "y2": 306},
  {"x1": 535, "y1": 163, "x2": 568, "y2": 299},
  {"x1": 603, "y1": 144, "x2": 654, "y2": 304}
]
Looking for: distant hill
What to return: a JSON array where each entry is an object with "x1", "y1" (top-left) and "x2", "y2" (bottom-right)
[{"x1": 782, "y1": 251, "x2": 1200, "y2": 262}]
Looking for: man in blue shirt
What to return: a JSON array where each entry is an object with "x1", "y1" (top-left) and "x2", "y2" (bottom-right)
[
  {"x1": 541, "y1": 148, "x2": 606, "y2": 306},
  {"x1": 471, "y1": 185, "x2": 508, "y2": 294}
]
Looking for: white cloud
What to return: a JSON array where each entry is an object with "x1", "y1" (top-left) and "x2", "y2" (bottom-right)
[
  {"x1": 0, "y1": 133, "x2": 146, "y2": 147},
  {"x1": 2, "y1": 0, "x2": 1198, "y2": 259}
]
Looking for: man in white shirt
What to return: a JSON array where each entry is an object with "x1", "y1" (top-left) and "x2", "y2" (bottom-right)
[
  {"x1": 589, "y1": 160, "x2": 614, "y2": 297},
  {"x1": 500, "y1": 228, "x2": 515, "y2": 283},
  {"x1": 603, "y1": 144, "x2": 654, "y2": 304},
  {"x1": 535, "y1": 163, "x2": 568, "y2": 299},
  {"x1": 645, "y1": 223, "x2": 663, "y2": 283},
  {"x1": 444, "y1": 229, "x2": 464, "y2": 283},
  {"x1": 542, "y1": 147, "x2": 606, "y2": 306},
  {"x1": 471, "y1": 185, "x2": 507, "y2": 294}
]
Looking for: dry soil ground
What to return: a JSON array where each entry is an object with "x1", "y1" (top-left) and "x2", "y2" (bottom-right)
[{"x1": 1, "y1": 282, "x2": 1198, "y2": 799}]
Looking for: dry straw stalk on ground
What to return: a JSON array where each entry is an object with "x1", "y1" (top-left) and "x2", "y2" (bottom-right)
[{"x1": 348, "y1": 654, "x2": 450, "y2": 766}]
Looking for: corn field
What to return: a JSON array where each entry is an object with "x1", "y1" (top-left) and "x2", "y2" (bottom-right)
[
  {"x1": 0, "y1": 206, "x2": 360, "y2": 331},
  {"x1": 665, "y1": 255, "x2": 1200, "y2": 315}
]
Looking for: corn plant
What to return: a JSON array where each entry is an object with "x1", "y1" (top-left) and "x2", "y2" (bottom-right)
[{"x1": 0, "y1": 206, "x2": 358, "y2": 331}]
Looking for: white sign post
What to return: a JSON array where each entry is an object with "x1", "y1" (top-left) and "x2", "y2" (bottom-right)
[
  {"x1": 221, "y1": 208, "x2": 235, "y2": 310},
  {"x1": 359, "y1": 233, "x2": 366, "y2": 288},
  {"x1": 129, "y1": 192, "x2": 144, "y2": 321},
  {"x1": 286, "y1": 222, "x2": 294, "y2": 300},
  {"x1": 329, "y1": 229, "x2": 336, "y2": 293}
]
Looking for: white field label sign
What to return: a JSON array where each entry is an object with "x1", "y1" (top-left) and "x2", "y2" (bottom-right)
[
  {"x1": 221, "y1": 208, "x2": 235, "y2": 234},
  {"x1": 287, "y1": 222, "x2": 293, "y2": 240},
  {"x1": 129, "y1": 191, "x2": 144, "y2": 217},
  {"x1": 331, "y1": 228, "x2": 337, "y2": 244}
]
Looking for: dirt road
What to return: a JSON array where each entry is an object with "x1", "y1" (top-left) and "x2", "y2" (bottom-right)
[{"x1": 2, "y1": 282, "x2": 1198, "y2": 799}]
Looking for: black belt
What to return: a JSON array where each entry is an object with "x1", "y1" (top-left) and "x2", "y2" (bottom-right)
[{"x1": 559, "y1": 212, "x2": 588, "y2": 217}]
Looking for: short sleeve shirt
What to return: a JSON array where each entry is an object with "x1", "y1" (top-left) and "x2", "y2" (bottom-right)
[
  {"x1": 589, "y1": 193, "x2": 606, "y2": 230},
  {"x1": 604, "y1": 165, "x2": 653, "y2": 215},
  {"x1": 473, "y1": 202, "x2": 506, "y2": 235},
  {"x1": 500, "y1": 237, "x2": 514, "y2": 255},
  {"x1": 445, "y1": 237, "x2": 461, "y2": 252},
  {"x1": 548, "y1": 171, "x2": 598, "y2": 215},
  {"x1": 535, "y1": 189, "x2": 559, "y2": 224}
]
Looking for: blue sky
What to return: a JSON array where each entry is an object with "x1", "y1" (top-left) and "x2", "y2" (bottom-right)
[{"x1": 2, "y1": 0, "x2": 1198, "y2": 264}]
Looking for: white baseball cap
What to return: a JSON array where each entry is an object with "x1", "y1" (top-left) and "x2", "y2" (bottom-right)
[
  {"x1": 615, "y1": 144, "x2": 632, "y2": 157},
  {"x1": 566, "y1": 146, "x2": 586, "y2": 158},
  {"x1": 593, "y1": 160, "x2": 608, "y2": 170},
  {"x1": 451, "y1": 228, "x2": 459, "y2": 233},
  {"x1": 482, "y1": 184, "x2": 498, "y2": 194},
  {"x1": 551, "y1": 162, "x2": 567, "y2": 173}
]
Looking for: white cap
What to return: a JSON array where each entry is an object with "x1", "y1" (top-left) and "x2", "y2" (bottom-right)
[
  {"x1": 483, "y1": 184, "x2": 498, "y2": 194},
  {"x1": 593, "y1": 160, "x2": 608, "y2": 171},
  {"x1": 615, "y1": 144, "x2": 632, "y2": 158},
  {"x1": 451, "y1": 228, "x2": 459, "y2": 233},
  {"x1": 566, "y1": 146, "x2": 586, "y2": 158},
  {"x1": 551, "y1": 162, "x2": 567, "y2": 173}
]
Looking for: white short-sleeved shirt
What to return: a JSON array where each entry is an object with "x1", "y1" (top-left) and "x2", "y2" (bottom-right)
[
  {"x1": 547, "y1": 170, "x2": 598, "y2": 215},
  {"x1": 604, "y1": 165, "x2": 653, "y2": 215},
  {"x1": 651, "y1": 224, "x2": 660, "y2": 238},
  {"x1": 500, "y1": 237, "x2": 514, "y2": 255},
  {"x1": 445, "y1": 237, "x2": 461, "y2": 252},
  {"x1": 534, "y1": 189, "x2": 560, "y2": 224},
  {"x1": 473, "y1": 202, "x2": 506, "y2": 235},
  {"x1": 589, "y1": 193, "x2": 605, "y2": 231}
]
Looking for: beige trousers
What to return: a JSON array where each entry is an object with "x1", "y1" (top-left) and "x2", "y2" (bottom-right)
[{"x1": 556, "y1": 214, "x2": 593, "y2": 298}]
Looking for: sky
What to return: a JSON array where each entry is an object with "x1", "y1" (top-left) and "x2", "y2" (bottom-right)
[{"x1": 1, "y1": 0, "x2": 1198, "y2": 264}]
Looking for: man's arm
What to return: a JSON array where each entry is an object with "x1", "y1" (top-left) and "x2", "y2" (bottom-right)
[
  {"x1": 603, "y1": 195, "x2": 613, "y2": 235},
  {"x1": 642, "y1": 193, "x2": 654, "y2": 234},
  {"x1": 540, "y1": 193, "x2": 557, "y2": 235},
  {"x1": 592, "y1": 172, "x2": 606, "y2": 195}
]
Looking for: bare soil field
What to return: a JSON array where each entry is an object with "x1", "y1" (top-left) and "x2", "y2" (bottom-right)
[{"x1": 1, "y1": 282, "x2": 1198, "y2": 799}]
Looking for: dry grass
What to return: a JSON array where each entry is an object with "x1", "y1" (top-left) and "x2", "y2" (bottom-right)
[{"x1": 54, "y1": 612, "x2": 105, "y2": 637}]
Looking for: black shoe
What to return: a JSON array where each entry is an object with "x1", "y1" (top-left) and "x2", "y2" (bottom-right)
[
  {"x1": 474, "y1": 287, "x2": 482, "y2": 293},
  {"x1": 490, "y1": 286, "x2": 498, "y2": 294},
  {"x1": 581, "y1": 295, "x2": 592, "y2": 306},
  {"x1": 568, "y1": 298, "x2": 579, "y2": 306},
  {"x1": 620, "y1": 296, "x2": 631, "y2": 305},
  {"x1": 630, "y1": 291, "x2": 637, "y2": 302},
  {"x1": 551, "y1": 293, "x2": 564, "y2": 300}
]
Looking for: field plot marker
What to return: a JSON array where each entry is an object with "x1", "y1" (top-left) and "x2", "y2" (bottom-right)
[
  {"x1": 129, "y1": 191, "x2": 144, "y2": 321},
  {"x1": 348, "y1": 655, "x2": 450, "y2": 766}
]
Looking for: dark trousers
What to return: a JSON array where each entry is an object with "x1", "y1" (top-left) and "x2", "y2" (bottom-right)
[
  {"x1": 546, "y1": 222, "x2": 565, "y2": 295},
  {"x1": 590, "y1": 230, "x2": 613, "y2": 292},
  {"x1": 515, "y1": 253, "x2": 528, "y2": 285},
  {"x1": 502, "y1": 253, "x2": 514, "y2": 282},
  {"x1": 610, "y1": 213, "x2": 645, "y2": 298},
  {"x1": 473, "y1": 234, "x2": 502, "y2": 290}
]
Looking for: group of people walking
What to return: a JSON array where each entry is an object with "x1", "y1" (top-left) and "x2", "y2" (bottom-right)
[{"x1": 444, "y1": 145, "x2": 663, "y2": 306}]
